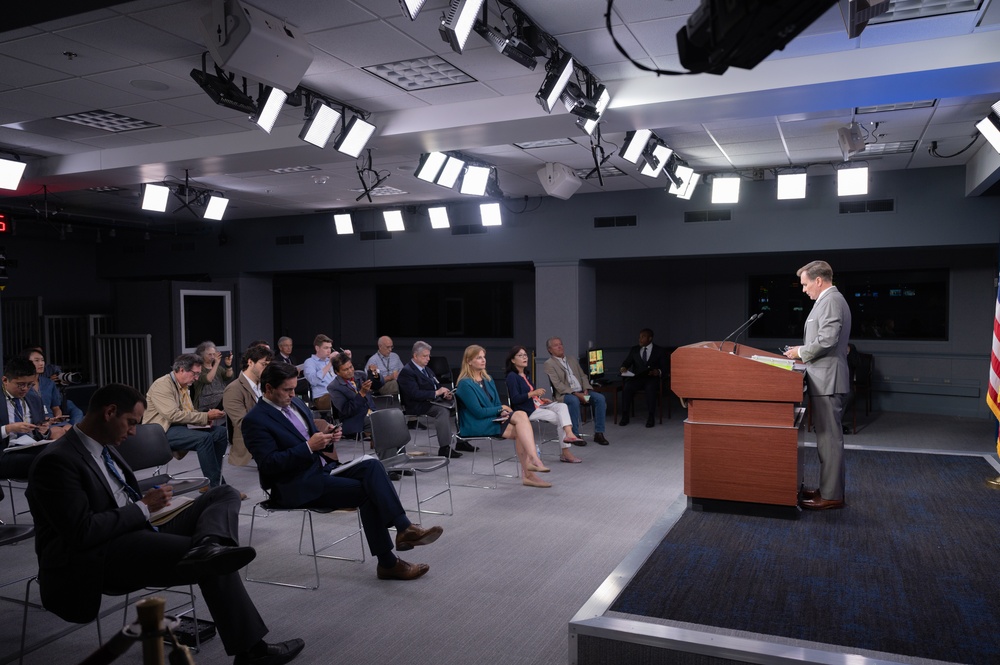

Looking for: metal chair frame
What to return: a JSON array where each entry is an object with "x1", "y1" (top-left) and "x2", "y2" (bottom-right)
[{"x1": 453, "y1": 406, "x2": 520, "y2": 490}]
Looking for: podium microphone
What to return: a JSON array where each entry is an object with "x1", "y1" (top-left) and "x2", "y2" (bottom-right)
[
  {"x1": 733, "y1": 311, "x2": 764, "y2": 356},
  {"x1": 719, "y1": 313, "x2": 761, "y2": 352}
]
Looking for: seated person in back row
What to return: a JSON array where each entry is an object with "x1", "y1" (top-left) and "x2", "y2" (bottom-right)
[
  {"x1": 328, "y1": 355, "x2": 382, "y2": 440},
  {"x1": 365, "y1": 336, "x2": 404, "y2": 396},
  {"x1": 303, "y1": 334, "x2": 350, "y2": 402},
  {"x1": 222, "y1": 344, "x2": 272, "y2": 467},
  {"x1": 618, "y1": 328, "x2": 667, "y2": 428},
  {"x1": 1, "y1": 357, "x2": 64, "y2": 485},
  {"x1": 543, "y1": 337, "x2": 610, "y2": 446}
]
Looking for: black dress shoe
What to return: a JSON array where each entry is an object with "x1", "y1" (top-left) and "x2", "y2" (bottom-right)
[
  {"x1": 455, "y1": 439, "x2": 479, "y2": 452},
  {"x1": 618, "y1": 418, "x2": 629, "y2": 426},
  {"x1": 645, "y1": 418, "x2": 655, "y2": 428},
  {"x1": 439, "y1": 446, "x2": 462, "y2": 459},
  {"x1": 593, "y1": 433, "x2": 610, "y2": 446},
  {"x1": 234, "y1": 638, "x2": 305, "y2": 665},
  {"x1": 176, "y1": 543, "x2": 256, "y2": 577}
]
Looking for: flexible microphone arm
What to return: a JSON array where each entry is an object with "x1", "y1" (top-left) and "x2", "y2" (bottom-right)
[
  {"x1": 719, "y1": 313, "x2": 760, "y2": 351},
  {"x1": 733, "y1": 311, "x2": 765, "y2": 356}
]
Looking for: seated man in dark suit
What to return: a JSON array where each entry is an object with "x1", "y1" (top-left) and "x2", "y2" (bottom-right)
[
  {"x1": 242, "y1": 362, "x2": 443, "y2": 581},
  {"x1": 327, "y1": 354, "x2": 382, "y2": 440},
  {"x1": 397, "y1": 340, "x2": 475, "y2": 459},
  {"x1": 1, "y1": 356, "x2": 63, "y2": 484},
  {"x1": 618, "y1": 328, "x2": 667, "y2": 428},
  {"x1": 26, "y1": 383, "x2": 304, "y2": 665}
]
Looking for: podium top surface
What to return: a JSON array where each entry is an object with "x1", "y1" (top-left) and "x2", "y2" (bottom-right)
[{"x1": 671, "y1": 341, "x2": 803, "y2": 403}]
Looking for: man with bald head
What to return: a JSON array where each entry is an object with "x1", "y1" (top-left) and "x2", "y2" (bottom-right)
[{"x1": 366, "y1": 336, "x2": 404, "y2": 396}]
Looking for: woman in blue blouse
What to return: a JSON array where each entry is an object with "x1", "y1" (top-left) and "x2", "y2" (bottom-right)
[
  {"x1": 504, "y1": 345, "x2": 582, "y2": 463},
  {"x1": 454, "y1": 345, "x2": 552, "y2": 488}
]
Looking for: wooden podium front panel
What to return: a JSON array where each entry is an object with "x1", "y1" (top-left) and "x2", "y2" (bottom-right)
[
  {"x1": 683, "y1": 423, "x2": 800, "y2": 506},
  {"x1": 687, "y1": 400, "x2": 795, "y2": 427}
]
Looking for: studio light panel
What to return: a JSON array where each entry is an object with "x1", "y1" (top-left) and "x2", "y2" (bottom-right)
[{"x1": 0, "y1": 158, "x2": 26, "y2": 190}]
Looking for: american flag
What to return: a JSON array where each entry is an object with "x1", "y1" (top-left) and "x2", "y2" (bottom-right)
[{"x1": 989, "y1": 277, "x2": 1000, "y2": 455}]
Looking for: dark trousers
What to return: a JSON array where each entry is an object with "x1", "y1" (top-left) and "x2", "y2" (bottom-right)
[
  {"x1": 622, "y1": 376, "x2": 658, "y2": 421},
  {"x1": 301, "y1": 459, "x2": 408, "y2": 556},
  {"x1": 101, "y1": 486, "x2": 267, "y2": 656}
]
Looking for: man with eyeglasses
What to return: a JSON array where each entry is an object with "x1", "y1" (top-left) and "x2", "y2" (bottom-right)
[
  {"x1": 365, "y1": 336, "x2": 404, "y2": 396},
  {"x1": 144, "y1": 353, "x2": 232, "y2": 491},
  {"x1": 0, "y1": 356, "x2": 64, "y2": 491}
]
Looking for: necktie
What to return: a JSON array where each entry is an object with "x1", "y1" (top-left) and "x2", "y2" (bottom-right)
[
  {"x1": 282, "y1": 405, "x2": 310, "y2": 440},
  {"x1": 12, "y1": 397, "x2": 24, "y2": 422},
  {"x1": 101, "y1": 447, "x2": 142, "y2": 503},
  {"x1": 641, "y1": 347, "x2": 648, "y2": 363}
]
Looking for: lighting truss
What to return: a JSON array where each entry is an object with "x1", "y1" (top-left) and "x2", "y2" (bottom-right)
[
  {"x1": 335, "y1": 115, "x2": 377, "y2": 158},
  {"x1": 0, "y1": 156, "x2": 26, "y2": 190},
  {"x1": 299, "y1": 100, "x2": 342, "y2": 148},
  {"x1": 711, "y1": 176, "x2": 741, "y2": 204},
  {"x1": 536, "y1": 51, "x2": 574, "y2": 114},
  {"x1": 440, "y1": 0, "x2": 486, "y2": 54},
  {"x1": 334, "y1": 213, "x2": 354, "y2": 234}
]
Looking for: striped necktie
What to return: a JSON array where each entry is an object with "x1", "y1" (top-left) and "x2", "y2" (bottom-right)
[{"x1": 101, "y1": 447, "x2": 142, "y2": 503}]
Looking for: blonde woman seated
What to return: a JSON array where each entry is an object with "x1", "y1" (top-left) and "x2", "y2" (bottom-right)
[
  {"x1": 454, "y1": 345, "x2": 552, "y2": 489},
  {"x1": 504, "y1": 346, "x2": 582, "y2": 464}
]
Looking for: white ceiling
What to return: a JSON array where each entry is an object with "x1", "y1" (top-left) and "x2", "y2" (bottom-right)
[{"x1": 1, "y1": 0, "x2": 999, "y2": 227}]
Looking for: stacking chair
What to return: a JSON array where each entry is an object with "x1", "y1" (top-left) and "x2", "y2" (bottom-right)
[
  {"x1": 245, "y1": 471, "x2": 365, "y2": 590},
  {"x1": 427, "y1": 356, "x2": 454, "y2": 390},
  {"x1": 453, "y1": 405, "x2": 520, "y2": 490},
  {"x1": 369, "y1": 409, "x2": 452, "y2": 523},
  {"x1": 115, "y1": 424, "x2": 209, "y2": 495}
]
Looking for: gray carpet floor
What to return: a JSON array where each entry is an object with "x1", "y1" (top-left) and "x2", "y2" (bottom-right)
[{"x1": 1, "y1": 406, "x2": 996, "y2": 665}]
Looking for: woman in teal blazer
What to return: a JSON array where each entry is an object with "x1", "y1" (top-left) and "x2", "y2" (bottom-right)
[{"x1": 454, "y1": 345, "x2": 552, "y2": 488}]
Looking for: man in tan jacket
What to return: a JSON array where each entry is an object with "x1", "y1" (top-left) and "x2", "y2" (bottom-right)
[
  {"x1": 222, "y1": 344, "x2": 271, "y2": 466},
  {"x1": 144, "y1": 353, "x2": 229, "y2": 487}
]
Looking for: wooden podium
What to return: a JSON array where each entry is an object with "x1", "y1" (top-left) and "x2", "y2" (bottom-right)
[{"x1": 671, "y1": 341, "x2": 805, "y2": 507}]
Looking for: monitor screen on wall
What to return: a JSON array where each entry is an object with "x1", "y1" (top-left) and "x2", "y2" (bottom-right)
[
  {"x1": 179, "y1": 289, "x2": 233, "y2": 352},
  {"x1": 749, "y1": 269, "x2": 949, "y2": 341}
]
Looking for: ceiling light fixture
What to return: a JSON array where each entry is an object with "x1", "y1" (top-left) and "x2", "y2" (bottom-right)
[
  {"x1": 253, "y1": 86, "x2": 287, "y2": 133},
  {"x1": 334, "y1": 213, "x2": 354, "y2": 234},
  {"x1": 415, "y1": 152, "x2": 448, "y2": 182},
  {"x1": 578, "y1": 84, "x2": 611, "y2": 136},
  {"x1": 437, "y1": 156, "x2": 466, "y2": 188},
  {"x1": 669, "y1": 165, "x2": 700, "y2": 200},
  {"x1": 299, "y1": 99, "x2": 341, "y2": 148},
  {"x1": 620, "y1": 129, "x2": 653, "y2": 164},
  {"x1": 428, "y1": 206, "x2": 451, "y2": 229},
  {"x1": 141, "y1": 184, "x2": 171, "y2": 212},
  {"x1": 335, "y1": 115, "x2": 377, "y2": 158},
  {"x1": 440, "y1": 0, "x2": 486, "y2": 54},
  {"x1": 639, "y1": 143, "x2": 673, "y2": 178},
  {"x1": 777, "y1": 172, "x2": 808, "y2": 200},
  {"x1": 203, "y1": 195, "x2": 230, "y2": 220},
  {"x1": 711, "y1": 176, "x2": 741, "y2": 204},
  {"x1": 399, "y1": 0, "x2": 429, "y2": 20},
  {"x1": 473, "y1": 19, "x2": 538, "y2": 70},
  {"x1": 383, "y1": 209, "x2": 405, "y2": 232},
  {"x1": 837, "y1": 165, "x2": 869, "y2": 196},
  {"x1": 976, "y1": 100, "x2": 1000, "y2": 154},
  {"x1": 190, "y1": 54, "x2": 257, "y2": 115},
  {"x1": 536, "y1": 51, "x2": 574, "y2": 114},
  {"x1": 460, "y1": 164, "x2": 492, "y2": 196},
  {"x1": 141, "y1": 171, "x2": 230, "y2": 219},
  {"x1": 480, "y1": 202, "x2": 502, "y2": 226},
  {"x1": 0, "y1": 155, "x2": 26, "y2": 190}
]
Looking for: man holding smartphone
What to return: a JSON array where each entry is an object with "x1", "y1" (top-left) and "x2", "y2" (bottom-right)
[{"x1": 327, "y1": 355, "x2": 382, "y2": 441}]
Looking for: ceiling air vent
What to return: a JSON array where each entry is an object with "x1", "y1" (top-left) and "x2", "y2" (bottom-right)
[
  {"x1": 594, "y1": 215, "x2": 637, "y2": 228},
  {"x1": 360, "y1": 231, "x2": 393, "y2": 241},
  {"x1": 684, "y1": 210, "x2": 732, "y2": 223},
  {"x1": 275, "y1": 235, "x2": 305, "y2": 245},
  {"x1": 839, "y1": 199, "x2": 895, "y2": 214}
]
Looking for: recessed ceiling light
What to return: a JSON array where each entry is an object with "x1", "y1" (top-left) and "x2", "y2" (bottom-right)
[
  {"x1": 364, "y1": 56, "x2": 474, "y2": 91},
  {"x1": 514, "y1": 138, "x2": 576, "y2": 149},
  {"x1": 269, "y1": 165, "x2": 321, "y2": 174},
  {"x1": 55, "y1": 110, "x2": 159, "y2": 133}
]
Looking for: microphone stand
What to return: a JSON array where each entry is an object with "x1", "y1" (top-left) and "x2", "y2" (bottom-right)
[{"x1": 718, "y1": 313, "x2": 760, "y2": 352}]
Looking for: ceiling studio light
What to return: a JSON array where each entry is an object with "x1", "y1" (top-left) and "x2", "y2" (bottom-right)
[
  {"x1": 299, "y1": 100, "x2": 341, "y2": 148},
  {"x1": 383, "y1": 209, "x2": 405, "y2": 232},
  {"x1": 536, "y1": 51, "x2": 574, "y2": 114},
  {"x1": 203, "y1": 194, "x2": 230, "y2": 220},
  {"x1": 777, "y1": 172, "x2": 808, "y2": 200},
  {"x1": 639, "y1": 143, "x2": 673, "y2": 178},
  {"x1": 415, "y1": 152, "x2": 448, "y2": 182},
  {"x1": 838, "y1": 165, "x2": 869, "y2": 196},
  {"x1": 440, "y1": 0, "x2": 486, "y2": 54},
  {"x1": 976, "y1": 100, "x2": 1000, "y2": 153},
  {"x1": 460, "y1": 164, "x2": 491, "y2": 195},
  {"x1": 480, "y1": 201, "x2": 502, "y2": 226},
  {"x1": 399, "y1": 0, "x2": 428, "y2": 20},
  {"x1": 141, "y1": 183, "x2": 170, "y2": 212},
  {"x1": 190, "y1": 64, "x2": 257, "y2": 114},
  {"x1": 711, "y1": 176, "x2": 741, "y2": 204},
  {"x1": 334, "y1": 116, "x2": 377, "y2": 158},
  {"x1": 473, "y1": 20, "x2": 537, "y2": 70},
  {"x1": 669, "y1": 166, "x2": 700, "y2": 200},
  {"x1": 334, "y1": 213, "x2": 354, "y2": 234},
  {"x1": 437, "y1": 156, "x2": 465, "y2": 188},
  {"x1": 253, "y1": 86, "x2": 287, "y2": 133},
  {"x1": 428, "y1": 206, "x2": 450, "y2": 229},
  {"x1": 0, "y1": 157, "x2": 26, "y2": 190},
  {"x1": 578, "y1": 85, "x2": 611, "y2": 136},
  {"x1": 620, "y1": 129, "x2": 653, "y2": 164}
]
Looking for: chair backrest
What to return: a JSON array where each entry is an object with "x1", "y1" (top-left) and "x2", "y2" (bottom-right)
[
  {"x1": 427, "y1": 356, "x2": 452, "y2": 386},
  {"x1": 372, "y1": 394, "x2": 399, "y2": 411},
  {"x1": 369, "y1": 409, "x2": 411, "y2": 457},
  {"x1": 116, "y1": 423, "x2": 172, "y2": 472},
  {"x1": 295, "y1": 377, "x2": 312, "y2": 403}
]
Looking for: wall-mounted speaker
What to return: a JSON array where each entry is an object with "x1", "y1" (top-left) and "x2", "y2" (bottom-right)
[{"x1": 537, "y1": 163, "x2": 582, "y2": 200}]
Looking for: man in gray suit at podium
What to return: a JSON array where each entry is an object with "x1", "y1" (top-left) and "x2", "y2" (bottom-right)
[{"x1": 784, "y1": 260, "x2": 852, "y2": 510}]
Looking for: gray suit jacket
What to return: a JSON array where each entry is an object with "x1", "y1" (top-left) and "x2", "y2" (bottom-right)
[
  {"x1": 543, "y1": 355, "x2": 592, "y2": 403},
  {"x1": 800, "y1": 286, "x2": 852, "y2": 396}
]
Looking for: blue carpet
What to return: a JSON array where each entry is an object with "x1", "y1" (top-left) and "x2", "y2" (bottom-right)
[{"x1": 610, "y1": 449, "x2": 1000, "y2": 664}]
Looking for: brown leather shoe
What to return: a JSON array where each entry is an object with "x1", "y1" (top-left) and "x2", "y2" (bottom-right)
[
  {"x1": 800, "y1": 496, "x2": 845, "y2": 510},
  {"x1": 395, "y1": 524, "x2": 443, "y2": 552},
  {"x1": 376, "y1": 557, "x2": 429, "y2": 581},
  {"x1": 799, "y1": 487, "x2": 821, "y2": 500}
]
